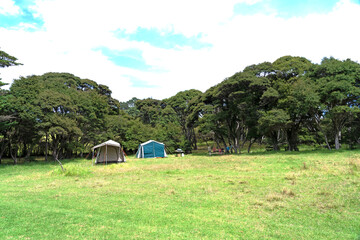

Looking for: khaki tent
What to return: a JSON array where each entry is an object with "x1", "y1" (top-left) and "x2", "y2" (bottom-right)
[{"x1": 91, "y1": 140, "x2": 126, "y2": 164}]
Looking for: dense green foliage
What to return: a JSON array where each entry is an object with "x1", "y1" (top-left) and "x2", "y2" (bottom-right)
[
  {"x1": 0, "y1": 52, "x2": 360, "y2": 163},
  {"x1": 1, "y1": 151, "x2": 359, "y2": 239},
  {"x1": 198, "y1": 56, "x2": 360, "y2": 153}
]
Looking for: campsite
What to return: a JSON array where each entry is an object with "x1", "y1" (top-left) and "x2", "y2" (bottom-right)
[
  {"x1": 1, "y1": 1, "x2": 360, "y2": 238},
  {"x1": 0, "y1": 148, "x2": 359, "y2": 239},
  {"x1": 1, "y1": 51, "x2": 360, "y2": 240}
]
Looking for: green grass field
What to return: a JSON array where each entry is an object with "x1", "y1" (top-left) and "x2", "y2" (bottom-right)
[{"x1": 1, "y1": 150, "x2": 360, "y2": 239}]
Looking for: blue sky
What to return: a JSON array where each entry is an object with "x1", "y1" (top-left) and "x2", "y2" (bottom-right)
[
  {"x1": 234, "y1": 0, "x2": 341, "y2": 17},
  {"x1": 114, "y1": 29, "x2": 212, "y2": 50},
  {"x1": 95, "y1": 47, "x2": 151, "y2": 71},
  {"x1": 0, "y1": 0, "x2": 42, "y2": 28},
  {"x1": 0, "y1": 8, "x2": 42, "y2": 29},
  {"x1": 1, "y1": 0, "x2": 360, "y2": 100}
]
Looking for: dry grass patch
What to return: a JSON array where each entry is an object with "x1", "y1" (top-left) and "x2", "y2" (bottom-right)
[
  {"x1": 252, "y1": 200, "x2": 264, "y2": 207},
  {"x1": 284, "y1": 172, "x2": 298, "y2": 181},
  {"x1": 12, "y1": 172, "x2": 46, "y2": 182},
  {"x1": 81, "y1": 179, "x2": 111, "y2": 188},
  {"x1": 317, "y1": 189, "x2": 332, "y2": 196},
  {"x1": 266, "y1": 192, "x2": 284, "y2": 202},
  {"x1": 313, "y1": 200, "x2": 345, "y2": 211},
  {"x1": 281, "y1": 187, "x2": 296, "y2": 197},
  {"x1": 348, "y1": 155, "x2": 360, "y2": 170}
]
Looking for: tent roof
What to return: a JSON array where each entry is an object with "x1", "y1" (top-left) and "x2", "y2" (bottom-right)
[
  {"x1": 139, "y1": 140, "x2": 164, "y2": 146},
  {"x1": 92, "y1": 140, "x2": 121, "y2": 150}
]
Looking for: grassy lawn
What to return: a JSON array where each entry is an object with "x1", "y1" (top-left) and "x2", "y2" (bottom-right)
[{"x1": 0, "y1": 150, "x2": 360, "y2": 239}]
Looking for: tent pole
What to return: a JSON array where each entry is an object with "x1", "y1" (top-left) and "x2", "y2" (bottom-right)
[
  {"x1": 92, "y1": 150, "x2": 94, "y2": 166},
  {"x1": 118, "y1": 146, "x2": 120, "y2": 162},
  {"x1": 106, "y1": 144, "x2": 108, "y2": 165}
]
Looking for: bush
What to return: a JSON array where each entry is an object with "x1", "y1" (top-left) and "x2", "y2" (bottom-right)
[{"x1": 52, "y1": 164, "x2": 92, "y2": 177}]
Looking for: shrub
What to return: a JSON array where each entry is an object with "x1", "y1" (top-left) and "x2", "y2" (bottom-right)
[{"x1": 52, "y1": 164, "x2": 92, "y2": 177}]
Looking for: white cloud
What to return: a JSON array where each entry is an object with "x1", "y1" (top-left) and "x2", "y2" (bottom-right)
[
  {"x1": 1, "y1": 0, "x2": 360, "y2": 101},
  {"x1": 0, "y1": 0, "x2": 20, "y2": 15}
]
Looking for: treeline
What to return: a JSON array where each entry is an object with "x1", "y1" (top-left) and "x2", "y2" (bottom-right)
[
  {"x1": 124, "y1": 55, "x2": 360, "y2": 153},
  {"x1": 0, "y1": 72, "x2": 199, "y2": 163},
  {"x1": 0, "y1": 54, "x2": 360, "y2": 163},
  {"x1": 198, "y1": 56, "x2": 360, "y2": 153}
]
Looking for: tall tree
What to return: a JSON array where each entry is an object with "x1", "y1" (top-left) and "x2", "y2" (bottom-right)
[
  {"x1": 165, "y1": 89, "x2": 202, "y2": 152},
  {"x1": 265, "y1": 56, "x2": 315, "y2": 151},
  {"x1": 0, "y1": 92, "x2": 17, "y2": 163},
  {"x1": 309, "y1": 57, "x2": 360, "y2": 149},
  {"x1": 201, "y1": 62, "x2": 273, "y2": 153},
  {"x1": 0, "y1": 49, "x2": 22, "y2": 163},
  {"x1": 10, "y1": 72, "x2": 118, "y2": 161}
]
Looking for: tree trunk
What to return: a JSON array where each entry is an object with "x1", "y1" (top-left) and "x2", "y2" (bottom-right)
[
  {"x1": 271, "y1": 131, "x2": 280, "y2": 151},
  {"x1": 233, "y1": 137, "x2": 240, "y2": 154},
  {"x1": 287, "y1": 129, "x2": 299, "y2": 151},
  {"x1": 45, "y1": 133, "x2": 48, "y2": 161},
  {"x1": 323, "y1": 132, "x2": 331, "y2": 150},
  {"x1": 334, "y1": 130, "x2": 341, "y2": 150},
  {"x1": 12, "y1": 151, "x2": 17, "y2": 165},
  {"x1": 191, "y1": 128, "x2": 198, "y2": 150},
  {"x1": 52, "y1": 148, "x2": 58, "y2": 161},
  {"x1": 66, "y1": 148, "x2": 72, "y2": 159},
  {"x1": 247, "y1": 138, "x2": 254, "y2": 153},
  {"x1": 9, "y1": 141, "x2": 18, "y2": 164},
  {"x1": 317, "y1": 127, "x2": 331, "y2": 150},
  {"x1": 314, "y1": 116, "x2": 331, "y2": 150},
  {"x1": 52, "y1": 146, "x2": 64, "y2": 171},
  {"x1": 0, "y1": 140, "x2": 7, "y2": 164},
  {"x1": 25, "y1": 144, "x2": 34, "y2": 161},
  {"x1": 22, "y1": 142, "x2": 27, "y2": 158},
  {"x1": 241, "y1": 139, "x2": 247, "y2": 149},
  {"x1": 273, "y1": 143, "x2": 280, "y2": 151},
  {"x1": 51, "y1": 137, "x2": 60, "y2": 161}
]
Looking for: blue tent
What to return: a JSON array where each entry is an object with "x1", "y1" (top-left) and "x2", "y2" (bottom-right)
[{"x1": 136, "y1": 140, "x2": 167, "y2": 158}]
